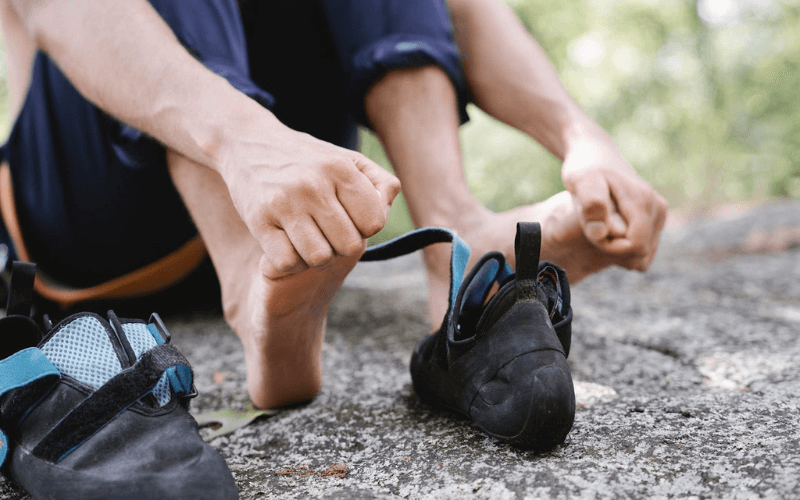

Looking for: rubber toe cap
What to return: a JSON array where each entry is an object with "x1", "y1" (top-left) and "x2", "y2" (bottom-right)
[{"x1": 469, "y1": 349, "x2": 575, "y2": 449}]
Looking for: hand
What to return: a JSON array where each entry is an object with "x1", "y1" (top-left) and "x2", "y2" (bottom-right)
[
  {"x1": 219, "y1": 117, "x2": 401, "y2": 279},
  {"x1": 561, "y1": 135, "x2": 668, "y2": 272}
]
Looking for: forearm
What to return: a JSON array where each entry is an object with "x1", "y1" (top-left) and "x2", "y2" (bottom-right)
[
  {"x1": 9, "y1": 0, "x2": 272, "y2": 174},
  {"x1": 449, "y1": 0, "x2": 607, "y2": 160}
]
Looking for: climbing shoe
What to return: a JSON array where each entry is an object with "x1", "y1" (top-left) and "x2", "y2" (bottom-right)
[
  {"x1": 0, "y1": 262, "x2": 239, "y2": 499},
  {"x1": 362, "y1": 222, "x2": 575, "y2": 449}
]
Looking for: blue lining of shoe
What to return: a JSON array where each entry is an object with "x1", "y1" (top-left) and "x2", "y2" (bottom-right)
[
  {"x1": 498, "y1": 262, "x2": 513, "y2": 284},
  {"x1": 462, "y1": 259, "x2": 511, "y2": 310},
  {"x1": 362, "y1": 227, "x2": 470, "y2": 311},
  {"x1": 462, "y1": 258, "x2": 500, "y2": 312},
  {"x1": 450, "y1": 238, "x2": 470, "y2": 309},
  {"x1": 0, "y1": 348, "x2": 60, "y2": 466}
]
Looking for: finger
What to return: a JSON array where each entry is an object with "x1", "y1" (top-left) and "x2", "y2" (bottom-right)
[
  {"x1": 282, "y1": 216, "x2": 335, "y2": 268},
  {"x1": 259, "y1": 228, "x2": 308, "y2": 279},
  {"x1": 595, "y1": 236, "x2": 652, "y2": 272},
  {"x1": 608, "y1": 246, "x2": 651, "y2": 272},
  {"x1": 312, "y1": 202, "x2": 367, "y2": 257},
  {"x1": 608, "y1": 210, "x2": 628, "y2": 238},
  {"x1": 351, "y1": 154, "x2": 402, "y2": 217},
  {"x1": 566, "y1": 170, "x2": 613, "y2": 243},
  {"x1": 334, "y1": 161, "x2": 390, "y2": 238},
  {"x1": 596, "y1": 235, "x2": 636, "y2": 255},
  {"x1": 634, "y1": 192, "x2": 668, "y2": 268},
  {"x1": 608, "y1": 180, "x2": 656, "y2": 257}
]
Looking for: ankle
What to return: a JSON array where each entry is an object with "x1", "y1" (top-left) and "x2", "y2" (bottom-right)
[
  {"x1": 415, "y1": 200, "x2": 489, "y2": 234},
  {"x1": 219, "y1": 255, "x2": 261, "y2": 333}
]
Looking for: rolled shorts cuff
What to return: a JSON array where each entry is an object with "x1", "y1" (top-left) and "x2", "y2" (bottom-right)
[{"x1": 348, "y1": 34, "x2": 471, "y2": 127}]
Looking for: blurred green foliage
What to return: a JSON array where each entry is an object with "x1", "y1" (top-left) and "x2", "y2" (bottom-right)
[
  {"x1": 365, "y1": 0, "x2": 800, "y2": 240},
  {"x1": 2, "y1": 0, "x2": 799, "y2": 244}
]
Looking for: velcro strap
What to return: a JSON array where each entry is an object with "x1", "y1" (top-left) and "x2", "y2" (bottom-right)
[
  {"x1": 362, "y1": 227, "x2": 470, "y2": 311},
  {"x1": 0, "y1": 348, "x2": 60, "y2": 466},
  {"x1": 32, "y1": 344, "x2": 192, "y2": 463}
]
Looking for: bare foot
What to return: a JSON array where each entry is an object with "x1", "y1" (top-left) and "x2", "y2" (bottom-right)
[
  {"x1": 164, "y1": 150, "x2": 370, "y2": 409},
  {"x1": 422, "y1": 190, "x2": 622, "y2": 326},
  {"x1": 223, "y1": 243, "x2": 363, "y2": 409}
]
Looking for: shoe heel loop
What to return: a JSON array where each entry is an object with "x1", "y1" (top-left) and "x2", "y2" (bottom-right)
[
  {"x1": 6, "y1": 262, "x2": 36, "y2": 318},
  {"x1": 514, "y1": 222, "x2": 541, "y2": 282}
]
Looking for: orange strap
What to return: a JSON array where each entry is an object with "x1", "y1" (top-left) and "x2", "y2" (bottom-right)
[{"x1": 0, "y1": 162, "x2": 207, "y2": 309}]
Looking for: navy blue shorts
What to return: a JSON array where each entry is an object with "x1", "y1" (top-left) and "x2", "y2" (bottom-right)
[{"x1": 0, "y1": 0, "x2": 469, "y2": 295}]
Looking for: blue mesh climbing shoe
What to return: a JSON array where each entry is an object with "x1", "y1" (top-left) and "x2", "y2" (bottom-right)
[
  {"x1": 0, "y1": 262, "x2": 239, "y2": 500},
  {"x1": 362, "y1": 222, "x2": 575, "y2": 449}
]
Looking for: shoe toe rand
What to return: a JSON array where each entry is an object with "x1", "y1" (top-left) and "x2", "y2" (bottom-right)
[{"x1": 470, "y1": 353, "x2": 575, "y2": 446}]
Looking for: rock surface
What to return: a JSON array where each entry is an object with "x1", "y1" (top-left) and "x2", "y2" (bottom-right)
[{"x1": 2, "y1": 200, "x2": 799, "y2": 499}]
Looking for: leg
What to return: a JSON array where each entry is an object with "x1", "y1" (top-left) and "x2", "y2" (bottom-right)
[
  {"x1": 166, "y1": 150, "x2": 362, "y2": 408},
  {"x1": 365, "y1": 66, "x2": 615, "y2": 326}
]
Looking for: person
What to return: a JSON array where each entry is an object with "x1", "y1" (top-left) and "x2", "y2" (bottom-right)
[{"x1": 0, "y1": 0, "x2": 667, "y2": 410}]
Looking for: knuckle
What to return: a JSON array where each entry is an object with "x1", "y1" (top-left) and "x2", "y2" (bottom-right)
[
  {"x1": 561, "y1": 169, "x2": 579, "y2": 187},
  {"x1": 642, "y1": 186, "x2": 657, "y2": 207},
  {"x1": 266, "y1": 189, "x2": 291, "y2": 213},
  {"x1": 360, "y1": 213, "x2": 385, "y2": 237},
  {"x1": 340, "y1": 238, "x2": 367, "y2": 257},
  {"x1": 388, "y1": 176, "x2": 402, "y2": 195},
  {"x1": 657, "y1": 193, "x2": 669, "y2": 212},
  {"x1": 297, "y1": 175, "x2": 323, "y2": 197},
  {"x1": 323, "y1": 156, "x2": 357, "y2": 178},
  {"x1": 629, "y1": 241, "x2": 649, "y2": 258}
]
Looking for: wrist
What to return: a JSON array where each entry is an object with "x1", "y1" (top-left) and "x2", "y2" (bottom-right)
[
  {"x1": 210, "y1": 92, "x2": 282, "y2": 180},
  {"x1": 561, "y1": 116, "x2": 614, "y2": 158},
  {"x1": 524, "y1": 104, "x2": 610, "y2": 162}
]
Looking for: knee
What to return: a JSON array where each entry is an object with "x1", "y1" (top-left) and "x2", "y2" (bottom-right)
[{"x1": 365, "y1": 66, "x2": 456, "y2": 127}]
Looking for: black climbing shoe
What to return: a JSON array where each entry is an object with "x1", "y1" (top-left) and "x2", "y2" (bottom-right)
[
  {"x1": 362, "y1": 222, "x2": 574, "y2": 449},
  {"x1": 0, "y1": 262, "x2": 239, "y2": 500}
]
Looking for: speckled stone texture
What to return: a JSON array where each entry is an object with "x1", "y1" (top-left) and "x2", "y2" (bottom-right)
[{"x1": 2, "y1": 201, "x2": 799, "y2": 499}]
